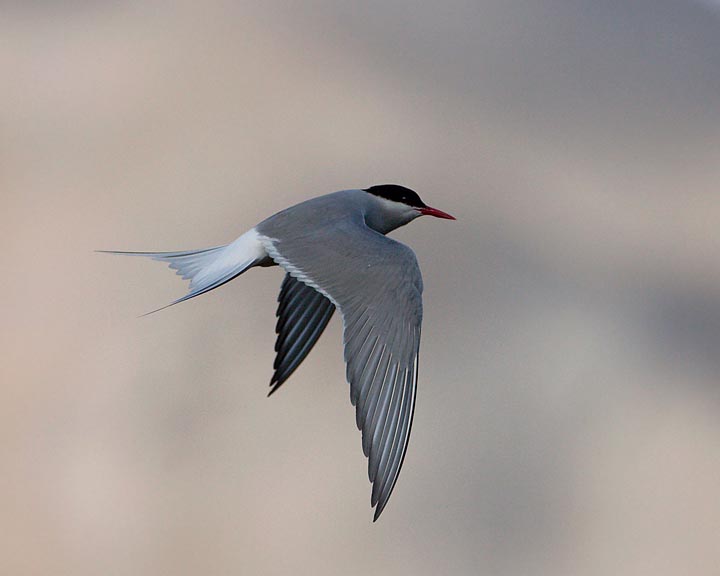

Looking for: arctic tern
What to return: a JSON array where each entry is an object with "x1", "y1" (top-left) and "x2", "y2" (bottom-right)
[{"x1": 103, "y1": 184, "x2": 455, "y2": 520}]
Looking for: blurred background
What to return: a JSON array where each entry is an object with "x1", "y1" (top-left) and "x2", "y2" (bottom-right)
[{"x1": 2, "y1": 1, "x2": 719, "y2": 574}]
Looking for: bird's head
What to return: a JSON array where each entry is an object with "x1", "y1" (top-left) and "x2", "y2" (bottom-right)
[{"x1": 363, "y1": 184, "x2": 455, "y2": 233}]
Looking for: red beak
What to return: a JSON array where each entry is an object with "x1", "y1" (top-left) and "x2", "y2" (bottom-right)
[{"x1": 418, "y1": 206, "x2": 456, "y2": 220}]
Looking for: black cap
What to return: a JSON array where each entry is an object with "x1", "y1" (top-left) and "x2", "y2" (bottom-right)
[{"x1": 363, "y1": 184, "x2": 427, "y2": 209}]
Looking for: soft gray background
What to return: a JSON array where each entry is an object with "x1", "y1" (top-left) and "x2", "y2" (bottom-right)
[{"x1": 3, "y1": 1, "x2": 719, "y2": 575}]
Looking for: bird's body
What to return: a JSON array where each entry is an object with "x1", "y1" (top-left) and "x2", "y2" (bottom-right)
[{"x1": 103, "y1": 185, "x2": 454, "y2": 520}]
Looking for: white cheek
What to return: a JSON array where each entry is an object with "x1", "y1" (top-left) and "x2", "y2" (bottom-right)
[
  {"x1": 375, "y1": 196, "x2": 414, "y2": 217},
  {"x1": 364, "y1": 195, "x2": 420, "y2": 233}
]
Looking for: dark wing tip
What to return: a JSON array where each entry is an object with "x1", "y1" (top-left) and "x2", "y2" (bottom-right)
[{"x1": 372, "y1": 500, "x2": 389, "y2": 522}]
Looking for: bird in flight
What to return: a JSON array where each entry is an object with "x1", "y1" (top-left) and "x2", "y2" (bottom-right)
[{"x1": 103, "y1": 185, "x2": 455, "y2": 520}]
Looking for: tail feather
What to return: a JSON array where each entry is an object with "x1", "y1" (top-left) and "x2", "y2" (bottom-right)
[{"x1": 99, "y1": 229, "x2": 266, "y2": 314}]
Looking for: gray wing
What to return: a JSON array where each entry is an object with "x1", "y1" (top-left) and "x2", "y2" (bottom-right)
[
  {"x1": 258, "y1": 213, "x2": 423, "y2": 520},
  {"x1": 269, "y1": 273, "x2": 335, "y2": 395}
]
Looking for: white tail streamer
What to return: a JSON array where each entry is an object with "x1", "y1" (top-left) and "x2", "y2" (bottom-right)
[{"x1": 100, "y1": 228, "x2": 267, "y2": 313}]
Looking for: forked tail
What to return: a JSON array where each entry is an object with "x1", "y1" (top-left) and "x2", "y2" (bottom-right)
[{"x1": 99, "y1": 228, "x2": 267, "y2": 314}]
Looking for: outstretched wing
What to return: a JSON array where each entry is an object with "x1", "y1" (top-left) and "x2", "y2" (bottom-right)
[
  {"x1": 258, "y1": 212, "x2": 423, "y2": 520},
  {"x1": 269, "y1": 274, "x2": 335, "y2": 395}
]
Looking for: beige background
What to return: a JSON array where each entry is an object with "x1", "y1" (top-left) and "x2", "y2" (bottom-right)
[{"x1": 3, "y1": 1, "x2": 720, "y2": 575}]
